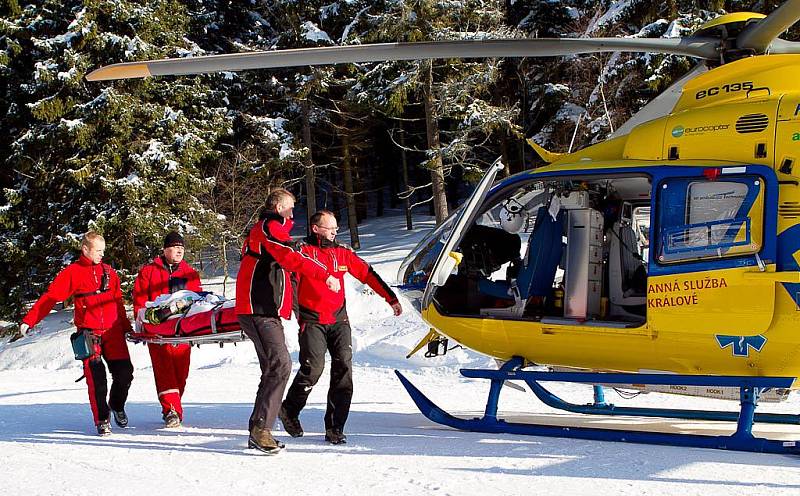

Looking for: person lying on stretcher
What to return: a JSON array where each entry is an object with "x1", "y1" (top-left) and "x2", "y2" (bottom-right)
[{"x1": 133, "y1": 290, "x2": 238, "y2": 337}]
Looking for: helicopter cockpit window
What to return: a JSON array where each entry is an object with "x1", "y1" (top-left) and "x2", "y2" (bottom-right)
[
  {"x1": 657, "y1": 176, "x2": 763, "y2": 263},
  {"x1": 397, "y1": 205, "x2": 463, "y2": 311}
]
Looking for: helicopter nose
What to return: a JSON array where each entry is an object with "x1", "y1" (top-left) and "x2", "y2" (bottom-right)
[
  {"x1": 398, "y1": 252, "x2": 430, "y2": 314},
  {"x1": 396, "y1": 280, "x2": 425, "y2": 314}
]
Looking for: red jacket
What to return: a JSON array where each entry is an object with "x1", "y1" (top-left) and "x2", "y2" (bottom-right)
[
  {"x1": 133, "y1": 256, "x2": 203, "y2": 314},
  {"x1": 22, "y1": 255, "x2": 131, "y2": 333},
  {"x1": 296, "y1": 235, "x2": 398, "y2": 325},
  {"x1": 236, "y1": 213, "x2": 330, "y2": 318}
]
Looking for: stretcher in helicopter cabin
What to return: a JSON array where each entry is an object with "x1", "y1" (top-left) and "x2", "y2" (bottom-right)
[{"x1": 128, "y1": 291, "x2": 247, "y2": 346}]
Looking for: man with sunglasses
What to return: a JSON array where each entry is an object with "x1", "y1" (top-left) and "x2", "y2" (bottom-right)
[
  {"x1": 280, "y1": 210, "x2": 402, "y2": 445},
  {"x1": 17, "y1": 232, "x2": 134, "y2": 436}
]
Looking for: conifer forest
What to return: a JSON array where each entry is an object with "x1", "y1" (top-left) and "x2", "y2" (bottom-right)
[{"x1": 1, "y1": 0, "x2": 795, "y2": 319}]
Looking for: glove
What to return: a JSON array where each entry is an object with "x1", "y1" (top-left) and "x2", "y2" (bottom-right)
[
  {"x1": 326, "y1": 275, "x2": 341, "y2": 293},
  {"x1": 18, "y1": 323, "x2": 30, "y2": 338}
]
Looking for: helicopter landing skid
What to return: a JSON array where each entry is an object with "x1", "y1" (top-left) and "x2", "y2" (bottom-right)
[
  {"x1": 395, "y1": 358, "x2": 800, "y2": 454},
  {"x1": 525, "y1": 374, "x2": 800, "y2": 425}
]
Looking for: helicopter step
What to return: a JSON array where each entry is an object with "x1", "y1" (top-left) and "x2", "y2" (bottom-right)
[{"x1": 395, "y1": 357, "x2": 800, "y2": 454}]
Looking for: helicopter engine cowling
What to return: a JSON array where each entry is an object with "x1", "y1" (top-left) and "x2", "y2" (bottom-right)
[{"x1": 611, "y1": 54, "x2": 800, "y2": 183}]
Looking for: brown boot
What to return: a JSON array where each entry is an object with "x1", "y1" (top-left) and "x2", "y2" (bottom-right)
[{"x1": 248, "y1": 425, "x2": 285, "y2": 455}]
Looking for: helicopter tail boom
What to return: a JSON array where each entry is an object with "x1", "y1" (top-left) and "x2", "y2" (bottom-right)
[{"x1": 526, "y1": 139, "x2": 564, "y2": 164}]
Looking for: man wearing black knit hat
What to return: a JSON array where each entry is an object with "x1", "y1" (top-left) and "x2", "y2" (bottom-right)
[{"x1": 133, "y1": 231, "x2": 202, "y2": 427}]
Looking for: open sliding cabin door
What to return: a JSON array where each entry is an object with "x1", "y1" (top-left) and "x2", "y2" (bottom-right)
[{"x1": 648, "y1": 166, "x2": 777, "y2": 337}]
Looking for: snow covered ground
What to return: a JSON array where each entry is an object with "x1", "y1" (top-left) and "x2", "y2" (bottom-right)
[{"x1": 2, "y1": 214, "x2": 800, "y2": 496}]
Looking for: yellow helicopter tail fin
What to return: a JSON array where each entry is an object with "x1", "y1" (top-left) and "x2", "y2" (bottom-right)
[
  {"x1": 526, "y1": 138, "x2": 564, "y2": 164},
  {"x1": 406, "y1": 328, "x2": 441, "y2": 359}
]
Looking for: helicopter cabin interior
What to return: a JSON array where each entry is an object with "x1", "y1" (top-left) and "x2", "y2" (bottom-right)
[{"x1": 431, "y1": 170, "x2": 763, "y2": 328}]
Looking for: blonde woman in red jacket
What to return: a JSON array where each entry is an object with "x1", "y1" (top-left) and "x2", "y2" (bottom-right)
[
  {"x1": 280, "y1": 210, "x2": 402, "y2": 445},
  {"x1": 133, "y1": 232, "x2": 201, "y2": 428}
]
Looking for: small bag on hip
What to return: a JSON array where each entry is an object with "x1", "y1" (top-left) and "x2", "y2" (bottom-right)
[{"x1": 70, "y1": 329, "x2": 96, "y2": 361}]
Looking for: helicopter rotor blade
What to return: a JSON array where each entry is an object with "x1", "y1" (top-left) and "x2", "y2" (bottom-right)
[
  {"x1": 763, "y1": 37, "x2": 800, "y2": 54},
  {"x1": 86, "y1": 37, "x2": 720, "y2": 81},
  {"x1": 737, "y1": 0, "x2": 800, "y2": 52}
]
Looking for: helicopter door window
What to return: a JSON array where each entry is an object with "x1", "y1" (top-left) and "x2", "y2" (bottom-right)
[{"x1": 657, "y1": 176, "x2": 764, "y2": 263}]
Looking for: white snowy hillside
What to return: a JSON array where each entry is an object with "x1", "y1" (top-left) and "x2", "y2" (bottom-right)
[{"x1": 1, "y1": 214, "x2": 800, "y2": 496}]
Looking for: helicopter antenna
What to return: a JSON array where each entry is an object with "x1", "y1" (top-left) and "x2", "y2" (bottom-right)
[
  {"x1": 568, "y1": 113, "x2": 584, "y2": 154},
  {"x1": 599, "y1": 80, "x2": 614, "y2": 134}
]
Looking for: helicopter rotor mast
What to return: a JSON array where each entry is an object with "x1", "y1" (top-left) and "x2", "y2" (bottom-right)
[{"x1": 737, "y1": 0, "x2": 800, "y2": 53}]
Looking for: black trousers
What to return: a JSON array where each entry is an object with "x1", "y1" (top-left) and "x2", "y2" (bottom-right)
[
  {"x1": 239, "y1": 315, "x2": 292, "y2": 432},
  {"x1": 283, "y1": 321, "x2": 353, "y2": 431},
  {"x1": 83, "y1": 329, "x2": 133, "y2": 425},
  {"x1": 85, "y1": 358, "x2": 134, "y2": 424}
]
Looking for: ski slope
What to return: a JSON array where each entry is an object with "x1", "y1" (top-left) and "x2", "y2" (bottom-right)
[{"x1": 2, "y1": 214, "x2": 800, "y2": 496}]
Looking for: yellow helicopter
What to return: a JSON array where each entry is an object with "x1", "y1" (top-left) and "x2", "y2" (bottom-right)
[{"x1": 88, "y1": 0, "x2": 800, "y2": 454}]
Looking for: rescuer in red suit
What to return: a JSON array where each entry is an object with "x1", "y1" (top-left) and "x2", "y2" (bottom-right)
[
  {"x1": 133, "y1": 231, "x2": 202, "y2": 428},
  {"x1": 280, "y1": 210, "x2": 402, "y2": 445},
  {"x1": 19, "y1": 232, "x2": 134, "y2": 437}
]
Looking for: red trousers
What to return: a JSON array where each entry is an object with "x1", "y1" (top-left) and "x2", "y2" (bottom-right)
[
  {"x1": 83, "y1": 326, "x2": 133, "y2": 425},
  {"x1": 147, "y1": 343, "x2": 191, "y2": 419}
]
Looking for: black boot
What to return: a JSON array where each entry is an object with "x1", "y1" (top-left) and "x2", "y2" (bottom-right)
[
  {"x1": 112, "y1": 409, "x2": 128, "y2": 428},
  {"x1": 279, "y1": 405, "x2": 304, "y2": 438},
  {"x1": 97, "y1": 419, "x2": 112, "y2": 437},
  {"x1": 325, "y1": 428, "x2": 347, "y2": 445},
  {"x1": 163, "y1": 408, "x2": 181, "y2": 428}
]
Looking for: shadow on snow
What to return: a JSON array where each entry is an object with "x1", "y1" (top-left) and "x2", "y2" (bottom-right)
[{"x1": 1, "y1": 400, "x2": 799, "y2": 487}]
